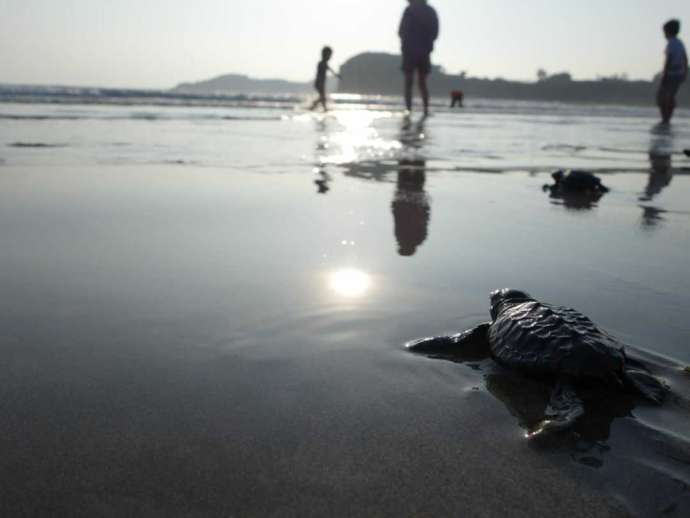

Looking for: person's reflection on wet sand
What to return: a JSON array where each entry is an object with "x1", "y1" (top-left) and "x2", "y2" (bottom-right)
[
  {"x1": 640, "y1": 206, "x2": 669, "y2": 228},
  {"x1": 314, "y1": 168, "x2": 331, "y2": 194},
  {"x1": 400, "y1": 117, "x2": 427, "y2": 150},
  {"x1": 640, "y1": 152, "x2": 674, "y2": 202},
  {"x1": 640, "y1": 151, "x2": 674, "y2": 229},
  {"x1": 312, "y1": 116, "x2": 333, "y2": 194},
  {"x1": 393, "y1": 159, "x2": 430, "y2": 256}
]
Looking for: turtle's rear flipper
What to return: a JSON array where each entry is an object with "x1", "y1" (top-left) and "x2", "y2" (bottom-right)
[
  {"x1": 623, "y1": 367, "x2": 669, "y2": 404},
  {"x1": 406, "y1": 323, "x2": 491, "y2": 361},
  {"x1": 529, "y1": 380, "x2": 585, "y2": 438}
]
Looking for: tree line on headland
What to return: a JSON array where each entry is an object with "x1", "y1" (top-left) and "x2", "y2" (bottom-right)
[{"x1": 337, "y1": 53, "x2": 688, "y2": 105}]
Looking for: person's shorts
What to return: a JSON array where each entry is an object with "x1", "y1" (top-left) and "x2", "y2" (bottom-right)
[
  {"x1": 402, "y1": 52, "x2": 432, "y2": 75},
  {"x1": 658, "y1": 77, "x2": 685, "y2": 98}
]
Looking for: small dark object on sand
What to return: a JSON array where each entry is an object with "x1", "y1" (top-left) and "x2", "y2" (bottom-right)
[
  {"x1": 684, "y1": 149, "x2": 690, "y2": 157},
  {"x1": 545, "y1": 170, "x2": 610, "y2": 194},
  {"x1": 406, "y1": 289, "x2": 668, "y2": 437},
  {"x1": 544, "y1": 170, "x2": 609, "y2": 209}
]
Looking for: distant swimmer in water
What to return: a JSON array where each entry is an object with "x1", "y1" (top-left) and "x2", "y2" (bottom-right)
[
  {"x1": 450, "y1": 90, "x2": 464, "y2": 108},
  {"x1": 309, "y1": 46, "x2": 341, "y2": 113},
  {"x1": 657, "y1": 19, "x2": 688, "y2": 125}
]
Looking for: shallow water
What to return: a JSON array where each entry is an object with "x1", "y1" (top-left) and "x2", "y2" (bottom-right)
[
  {"x1": 1, "y1": 100, "x2": 689, "y2": 516},
  {"x1": 1, "y1": 100, "x2": 690, "y2": 170}
]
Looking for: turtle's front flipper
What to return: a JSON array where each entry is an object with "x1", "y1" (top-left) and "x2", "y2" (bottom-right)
[
  {"x1": 406, "y1": 323, "x2": 491, "y2": 361},
  {"x1": 623, "y1": 366, "x2": 669, "y2": 404},
  {"x1": 529, "y1": 380, "x2": 585, "y2": 438}
]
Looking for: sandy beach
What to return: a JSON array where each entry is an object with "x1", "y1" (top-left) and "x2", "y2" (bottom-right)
[{"x1": 1, "y1": 101, "x2": 690, "y2": 516}]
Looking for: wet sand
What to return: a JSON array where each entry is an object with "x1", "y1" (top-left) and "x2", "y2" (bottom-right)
[{"x1": 1, "y1": 162, "x2": 689, "y2": 516}]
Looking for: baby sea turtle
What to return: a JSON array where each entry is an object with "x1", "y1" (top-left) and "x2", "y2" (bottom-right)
[
  {"x1": 684, "y1": 149, "x2": 690, "y2": 158},
  {"x1": 407, "y1": 289, "x2": 668, "y2": 436},
  {"x1": 547, "y1": 170, "x2": 610, "y2": 193},
  {"x1": 543, "y1": 170, "x2": 609, "y2": 210}
]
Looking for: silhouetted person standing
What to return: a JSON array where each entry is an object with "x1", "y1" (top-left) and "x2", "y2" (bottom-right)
[
  {"x1": 399, "y1": 0, "x2": 439, "y2": 116},
  {"x1": 657, "y1": 19, "x2": 687, "y2": 125}
]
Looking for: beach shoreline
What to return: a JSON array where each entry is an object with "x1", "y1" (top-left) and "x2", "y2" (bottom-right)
[
  {"x1": 1, "y1": 97, "x2": 689, "y2": 515},
  {"x1": 1, "y1": 161, "x2": 689, "y2": 516}
]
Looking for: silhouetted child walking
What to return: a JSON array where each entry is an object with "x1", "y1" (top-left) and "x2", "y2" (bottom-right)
[
  {"x1": 310, "y1": 47, "x2": 341, "y2": 112},
  {"x1": 658, "y1": 19, "x2": 688, "y2": 124}
]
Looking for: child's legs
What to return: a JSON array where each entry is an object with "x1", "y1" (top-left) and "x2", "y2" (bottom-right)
[
  {"x1": 658, "y1": 80, "x2": 681, "y2": 122},
  {"x1": 311, "y1": 86, "x2": 326, "y2": 111},
  {"x1": 418, "y1": 73, "x2": 430, "y2": 113},
  {"x1": 404, "y1": 71, "x2": 415, "y2": 111},
  {"x1": 657, "y1": 86, "x2": 669, "y2": 121},
  {"x1": 667, "y1": 94, "x2": 676, "y2": 119},
  {"x1": 667, "y1": 80, "x2": 681, "y2": 120},
  {"x1": 417, "y1": 54, "x2": 432, "y2": 114}
]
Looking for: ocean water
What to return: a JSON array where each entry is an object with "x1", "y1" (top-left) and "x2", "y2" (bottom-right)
[
  {"x1": 1, "y1": 93, "x2": 689, "y2": 171},
  {"x1": 1, "y1": 93, "x2": 689, "y2": 516}
]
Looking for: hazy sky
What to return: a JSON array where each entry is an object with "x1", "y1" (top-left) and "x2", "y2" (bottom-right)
[{"x1": 1, "y1": 0, "x2": 689, "y2": 88}]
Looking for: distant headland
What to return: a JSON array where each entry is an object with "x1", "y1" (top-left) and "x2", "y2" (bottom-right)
[
  {"x1": 175, "y1": 52, "x2": 689, "y2": 106},
  {"x1": 173, "y1": 74, "x2": 311, "y2": 95}
]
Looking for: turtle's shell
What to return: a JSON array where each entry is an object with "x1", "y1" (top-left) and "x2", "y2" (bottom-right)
[
  {"x1": 488, "y1": 300, "x2": 626, "y2": 380},
  {"x1": 559, "y1": 171, "x2": 603, "y2": 191}
]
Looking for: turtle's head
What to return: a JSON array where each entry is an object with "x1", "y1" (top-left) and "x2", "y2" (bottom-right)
[{"x1": 490, "y1": 289, "x2": 533, "y2": 319}]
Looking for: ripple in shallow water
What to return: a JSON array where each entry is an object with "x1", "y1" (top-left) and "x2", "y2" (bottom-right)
[{"x1": 8, "y1": 142, "x2": 68, "y2": 148}]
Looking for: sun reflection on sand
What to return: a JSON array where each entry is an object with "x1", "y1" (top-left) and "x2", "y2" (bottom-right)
[
  {"x1": 316, "y1": 110, "x2": 403, "y2": 165},
  {"x1": 329, "y1": 269, "x2": 372, "y2": 298}
]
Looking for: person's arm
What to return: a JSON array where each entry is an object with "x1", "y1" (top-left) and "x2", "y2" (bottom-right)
[
  {"x1": 662, "y1": 46, "x2": 671, "y2": 82},
  {"x1": 328, "y1": 66, "x2": 342, "y2": 80},
  {"x1": 399, "y1": 8, "x2": 410, "y2": 42},
  {"x1": 683, "y1": 48, "x2": 689, "y2": 81},
  {"x1": 431, "y1": 9, "x2": 440, "y2": 42}
]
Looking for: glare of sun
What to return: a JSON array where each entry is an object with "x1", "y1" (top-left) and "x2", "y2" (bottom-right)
[{"x1": 329, "y1": 269, "x2": 372, "y2": 298}]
